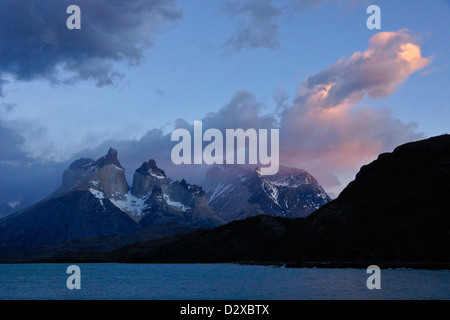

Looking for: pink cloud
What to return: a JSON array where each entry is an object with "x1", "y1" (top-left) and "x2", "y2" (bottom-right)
[
  {"x1": 297, "y1": 29, "x2": 431, "y2": 108},
  {"x1": 279, "y1": 30, "x2": 430, "y2": 195}
]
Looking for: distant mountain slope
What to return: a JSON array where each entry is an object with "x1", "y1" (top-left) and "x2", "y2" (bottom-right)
[
  {"x1": 108, "y1": 135, "x2": 450, "y2": 264},
  {"x1": 0, "y1": 190, "x2": 140, "y2": 250},
  {"x1": 204, "y1": 165, "x2": 330, "y2": 221}
]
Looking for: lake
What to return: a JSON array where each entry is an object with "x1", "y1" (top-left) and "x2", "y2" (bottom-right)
[{"x1": 0, "y1": 264, "x2": 448, "y2": 300}]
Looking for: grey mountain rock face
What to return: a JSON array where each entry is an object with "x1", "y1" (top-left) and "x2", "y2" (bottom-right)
[
  {"x1": 204, "y1": 165, "x2": 331, "y2": 222},
  {"x1": 55, "y1": 148, "x2": 129, "y2": 200},
  {"x1": 131, "y1": 160, "x2": 169, "y2": 197}
]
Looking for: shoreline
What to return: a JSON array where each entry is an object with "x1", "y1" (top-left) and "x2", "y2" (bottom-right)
[
  {"x1": 1, "y1": 259, "x2": 449, "y2": 270},
  {"x1": 236, "y1": 261, "x2": 450, "y2": 270}
]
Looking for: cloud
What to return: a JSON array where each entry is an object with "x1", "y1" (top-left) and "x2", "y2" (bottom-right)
[
  {"x1": 294, "y1": 0, "x2": 327, "y2": 10},
  {"x1": 0, "y1": 120, "x2": 67, "y2": 206},
  {"x1": 0, "y1": 121, "x2": 27, "y2": 162},
  {"x1": 279, "y1": 30, "x2": 430, "y2": 192},
  {"x1": 77, "y1": 30, "x2": 430, "y2": 196},
  {"x1": 222, "y1": 0, "x2": 362, "y2": 52},
  {"x1": 74, "y1": 91, "x2": 277, "y2": 184},
  {"x1": 297, "y1": 30, "x2": 431, "y2": 108},
  {"x1": 202, "y1": 91, "x2": 277, "y2": 130},
  {"x1": 0, "y1": 0, "x2": 181, "y2": 93},
  {"x1": 0, "y1": 30, "x2": 432, "y2": 204},
  {"x1": 1, "y1": 103, "x2": 16, "y2": 112},
  {"x1": 0, "y1": 80, "x2": 8, "y2": 97},
  {"x1": 223, "y1": 0, "x2": 283, "y2": 51}
]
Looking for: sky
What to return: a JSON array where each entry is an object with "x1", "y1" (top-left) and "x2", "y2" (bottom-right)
[{"x1": 0, "y1": 0, "x2": 449, "y2": 206}]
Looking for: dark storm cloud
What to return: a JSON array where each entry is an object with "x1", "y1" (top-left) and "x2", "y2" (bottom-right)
[
  {"x1": 0, "y1": 0, "x2": 181, "y2": 91},
  {"x1": 0, "y1": 160, "x2": 67, "y2": 208},
  {"x1": 0, "y1": 121, "x2": 27, "y2": 162},
  {"x1": 0, "y1": 121, "x2": 67, "y2": 206}
]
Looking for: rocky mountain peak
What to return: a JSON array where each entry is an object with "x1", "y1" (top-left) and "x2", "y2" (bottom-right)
[
  {"x1": 94, "y1": 147, "x2": 123, "y2": 169},
  {"x1": 136, "y1": 159, "x2": 166, "y2": 178},
  {"x1": 131, "y1": 159, "x2": 168, "y2": 197},
  {"x1": 205, "y1": 164, "x2": 331, "y2": 222},
  {"x1": 56, "y1": 148, "x2": 129, "y2": 199}
]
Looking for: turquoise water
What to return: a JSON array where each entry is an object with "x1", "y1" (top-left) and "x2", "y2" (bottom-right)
[{"x1": 0, "y1": 264, "x2": 448, "y2": 300}]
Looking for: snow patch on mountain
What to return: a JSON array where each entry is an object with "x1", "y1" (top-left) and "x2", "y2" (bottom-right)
[
  {"x1": 262, "y1": 180, "x2": 281, "y2": 208},
  {"x1": 209, "y1": 183, "x2": 233, "y2": 202},
  {"x1": 89, "y1": 187, "x2": 105, "y2": 207},
  {"x1": 113, "y1": 164, "x2": 124, "y2": 171},
  {"x1": 151, "y1": 173, "x2": 165, "y2": 180},
  {"x1": 109, "y1": 192, "x2": 150, "y2": 217},
  {"x1": 163, "y1": 194, "x2": 190, "y2": 211}
]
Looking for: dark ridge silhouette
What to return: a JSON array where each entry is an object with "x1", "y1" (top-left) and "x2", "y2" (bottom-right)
[{"x1": 103, "y1": 135, "x2": 450, "y2": 266}]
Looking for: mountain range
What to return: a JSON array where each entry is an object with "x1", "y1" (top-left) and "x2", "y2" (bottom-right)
[
  {"x1": 0, "y1": 147, "x2": 330, "y2": 255},
  {"x1": 1, "y1": 135, "x2": 448, "y2": 267},
  {"x1": 205, "y1": 165, "x2": 330, "y2": 222}
]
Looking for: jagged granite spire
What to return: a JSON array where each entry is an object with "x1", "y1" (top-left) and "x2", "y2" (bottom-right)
[
  {"x1": 136, "y1": 159, "x2": 166, "y2": 177},
  {"x1": 56, "y1": 148, "x2": 129, "y2": 198},
  {"x1": 131, "y1": 159, "x2": 168, "y2": 197},
  {"x1": 94, "y1": 147, "x2": 123, "y2": 169}
]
